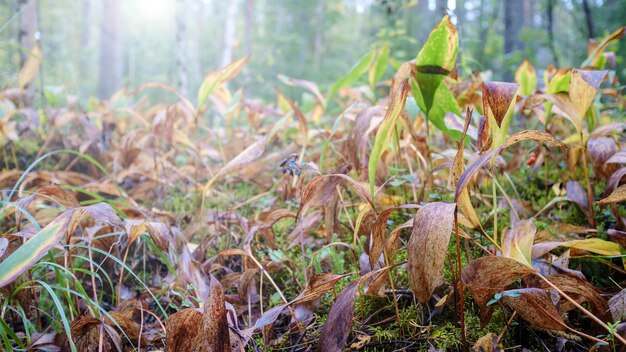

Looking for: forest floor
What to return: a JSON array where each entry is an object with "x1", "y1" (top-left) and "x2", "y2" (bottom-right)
[{"x1": 1, "y1": 16, "x2": 626, "y2": 352}]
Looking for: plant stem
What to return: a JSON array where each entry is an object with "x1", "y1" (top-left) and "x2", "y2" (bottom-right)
[
  {"x1": 454, "y1": 210, "x2": 466, "y2": 347},
  {"x1": 580, "y1": 133, "x2": 597, "y2": 227}
]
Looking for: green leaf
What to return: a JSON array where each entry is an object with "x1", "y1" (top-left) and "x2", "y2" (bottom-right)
[
  {"x1": 0, "y1": 211, "x2": 75, "y2": 289},
  {"x1": 369, "y1": 42, "x2": 390, "y2": 91},
  {"x1": 328, "y1": 49, "x2": 376, "y2": 103},
  {"x1": 410, "y1": 77, "x2": 462, "y2": 141},
  {"x1": 414, "y1": 14, "x2": 458, "y2": 114},
  {"x1": 415, "y1": 15, "x2": 458, "y2": 72},
  {"x1": 515, "y1": 60, "x2": 537, "y2": 96},
  {"x1": 368, "y1": 80, "x2": 409, "y2": 196}
]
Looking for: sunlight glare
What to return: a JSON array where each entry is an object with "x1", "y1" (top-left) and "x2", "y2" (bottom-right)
[{"x1": 137, "y1": 0, "x2": 173, "y2": 20}]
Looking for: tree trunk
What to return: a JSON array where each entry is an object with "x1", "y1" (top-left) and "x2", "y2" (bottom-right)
[
  {"x1": 436, "y1": 0, "x2": 447, "y2": 18},
  {"x1": 313, "y1": 0, "x2": 325, "y2": 74},
  {"x1": 546, "y1": 0, "x2": 559, "y2": 66},
  {"x1": 176, "y1": 0, "x2": 188, "y2": 96},
  {"x1": 582, "y1": 0, "x2": 594, "y2": 39},
  {"x1": 18, "y1": 0, "x2": 38, "y2": 105},
  {"x1": 455, "y1": 0, "x2": 465, "y2": 28},
  {"x1": 504, "y1": 0, "x2": 524, "y2": 79},
  {"x1": 98, "y1": 0, "x2": 124, "y2": 99},
  {"x1": 504, "y1": 0, "x2": 524, "y2": 55},
  {"x1": 18, "y1": 0, "x2": 37, "y2": 67},
  {"x1": 221, "y1": 0, "x2": 240, "y2": 67},
  {"x1": 80, "y1": 0, "x2": 91, "y2": 97}
]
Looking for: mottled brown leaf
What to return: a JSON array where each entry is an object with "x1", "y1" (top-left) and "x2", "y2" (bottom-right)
[
  {"x1": 482, "y1": 82, "x2": 519, "y2": 127},
  {"x1": 462, "y1": 256, "x2": 535, "y2": 309},
  {"x1": 370, "y1": 204, "x2": 420, "y2": 267},
  {"x1": 407, "y1": 202, "x2": 456, "y2": 304},
  {"x1": 597, "y1": 184, "x2": 626, "y2": 205},
  {"x1": 298, "y1": 174, "x2": 375, "y2": 219},
  {"x1": 540, "y1": 274, "x2": 610, "y2": 321},
  {"x1": 501, "y1": 288, "x2": 568, "y2": 332},
  {"x1": 587, "y1": 137, "x2": 618, "y2": 165},
  {"x1": 318, "y1": 281, "x2": 358, "y2": 352},
  {"x1": 609, "y1": 288, "x2": 626, "y2": 322},
  {"x1": 166, "y1": 308, "x2": 202, "y2": 352}
]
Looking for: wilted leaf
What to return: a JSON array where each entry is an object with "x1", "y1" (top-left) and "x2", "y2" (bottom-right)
[
  {"x1": 198, "y1": 275, "x2": 231, "y2": 352},
  {"x1": 566, "y1": 180, "x2": 588, "y2": 210},
  {"x1": 540, "y1": 274, "x2": 610, "y2": 321},
  {"x1": 515, "y1": 60, "x2": 537, "y2": 96},
  {"x1": 606, "y1": 149, "x2": 626, "y2": 165},
  {"x1": 166, "y1": 308, "x2": 202, "y2": 352},
  {"x1": 501, "y1": 288, "x2": 568, "y2": 331},
  {"x1": 278, "y1": 74, "x2": 325, "y2": 106},
  {"x1": 482, "y1": 82, "x2": 519, "y2": 128},
  {"x1": 532, "y1": 238, "x2": 622, "y2": 258},
  {"x1": 587, "y1": 137, "x2": 618, "y2": 165},
  {"x1": 597, "y1": 184, "x2": 626, "y2": 205},
  {"x1": 0, "y1": 202, "x2": 122, "y2": 288},
  {"x1": 202, "y1": 136, "x2": 268, "y2": 202},
  {"x1": 545, "y1": 69, "x2": 607, "y2": 133},
  {"x1": 368, "y1": 80, "x2": 409, "y2": 196},
  {"x1": 456, "y1": 130, "x2": 567, "y2": 202},
  {"x1": 198, "y1": 56, "x2": 249, "y2": 109},
  {"x1": 462, "y1": 256, "x2": 535, "y2": 309},
  {"x1": 605, "y1": 167, "x2": 626, "y2": 197},
  {"x1": 582, "y1": 26, "x2": 626, "y2": 68},
  {"x1": 407, "y1": 202, "x2": 456, "y2": 304},
  {"x1": 609, "y1": 288, "x2": 626, "y2": 322},
  {"x1": 299, "y1": 174, "x2": 375, "y2": 219},
  {"x1": 370, "y1": 204, "x2": 420, "y2": 267},
  {"x1": 452, "y1": 108, "x2": 481, "y2": 228},
  {"x1": 318, "y1": 281, "x2": 358, "y2": 352},
  {"x1": 501, "y1": 220, "x2": 535, "y2": 267},
  {"x1": 291, "y1": 273, "x2": 349, "y2": 305}
]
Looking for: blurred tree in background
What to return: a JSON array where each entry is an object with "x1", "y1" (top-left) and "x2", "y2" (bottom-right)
[{"x1": 1, "y1": 0, "x2": 624, "y2": 104}]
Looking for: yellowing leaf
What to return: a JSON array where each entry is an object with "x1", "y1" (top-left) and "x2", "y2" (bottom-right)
[
  {"x1": 18, "y1": 42, "x2": 42, "y2": 89},
  {"x1": 368, "y1": 80, "x2": 409, "y2": 196},
  {"x1": 515, "y1": 60, "x2": 537, "y2": 96},
  {"x1": 501, "y1": 220, "x2": 536, "y2": 267},
  {"x1": 197, "y1": 56, "x2": 249, "y2": 109}
]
